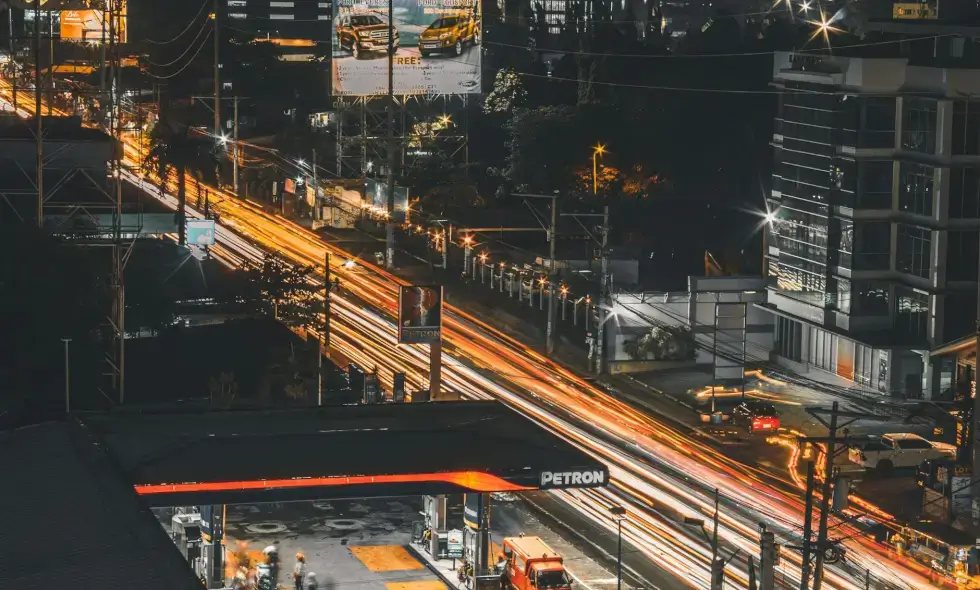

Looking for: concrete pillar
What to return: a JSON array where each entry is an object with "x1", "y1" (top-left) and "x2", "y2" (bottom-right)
[{"x1": 428, "y1": 495, "x2": 447, "y2": 558}]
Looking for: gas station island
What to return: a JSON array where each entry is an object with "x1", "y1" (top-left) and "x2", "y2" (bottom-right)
[{"x1": 2, "y1": 401, "x2": 608, "y2": 589}]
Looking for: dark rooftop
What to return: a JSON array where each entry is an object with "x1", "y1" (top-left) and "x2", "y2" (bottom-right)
[
  {"x1": 0, "y1": 422, "x2": 204, "y2": 590},
  {"x1": 81, "y1": 400, "x2": 607, "y2": 505}
]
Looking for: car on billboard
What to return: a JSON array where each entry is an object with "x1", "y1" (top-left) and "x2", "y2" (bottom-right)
[
  {"x1": 418, "y1": 13, "x2": 479, "y2": 58},
  {"x1": 336, "y1": 13, "x2": 399, "y2": 60}
]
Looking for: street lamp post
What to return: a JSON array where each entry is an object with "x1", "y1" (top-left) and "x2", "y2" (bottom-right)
[
  {"x1": 592, "y1": 144, "x2": 606, "y2": 195},
  {"x1": 462, "y1": 236, "x2": 472, "y2": 274},
  {"x1": 609, "y1": 505, "x2": 626, "y2": 590},
  {"x1": 762, "y1": 210, "x2": 776, "y2": 278},
  {"x1": 560, "y1": 287, "x2": 568, "y2": 320},
  {"x1": 539, "y1": 279, "x2": 547, "y2": 311},
  {"x1": 500, "y1": 262, "x2": 506, "y2": 293},
  {"x1": 480, "y1": 254, "x2": 488, "y2": 283}
]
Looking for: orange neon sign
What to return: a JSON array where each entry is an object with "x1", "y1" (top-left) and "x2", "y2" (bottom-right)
[{"x1": 134, "y1": 471, "x2": 533, "y2": 496}]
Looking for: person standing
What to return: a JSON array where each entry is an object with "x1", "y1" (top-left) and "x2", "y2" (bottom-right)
[{"x1": 293, "y1": 553, "x2": 307, "y2": 590}]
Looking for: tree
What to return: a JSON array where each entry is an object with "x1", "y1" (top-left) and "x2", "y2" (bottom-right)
[
  {"x1": 144, "y1": 118, "x2": 217, "y2": 245},
  {"x1": 241, "y1": 254, "x2": 319, "y2": 327},
  {"x1": 484, "y1": 68, "x2": 528, "y2": 115}
]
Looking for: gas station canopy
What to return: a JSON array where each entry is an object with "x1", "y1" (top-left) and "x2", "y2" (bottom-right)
[{"x1": 81, "y1": 400, "x2": 609, "y2": 506}]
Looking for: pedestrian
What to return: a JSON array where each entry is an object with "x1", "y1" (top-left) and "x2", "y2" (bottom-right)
[
  {"x1": 305, "y1": 571, "x2": 319, "y2": 590},
  {"x1": 293, "y1": 552, "x2": 307, "y2": 590}
]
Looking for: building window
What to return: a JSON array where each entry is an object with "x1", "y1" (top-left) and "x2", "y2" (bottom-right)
[
  {"x1": 949, "y1": 167, "x2": 980, "y2": 219},
  {"x1": 836, "y1": 276, "x2": 851, "y2": 313},
  {"x1": 228, "y1": 0, "x2": 246, "y2": 5},
  {"x1": 270, "y1": 13, "x2": 293, "y2": 19},
  {"x1": 897, "y1": 224, "x2": 931, "y2": 279},
  {"x1": 270, "y1": 1, "x2": 294, "y2": 6},
  {"x1": 854, "y1": 222, "x2": 891, "y2": 270},
  {"x1": 860, "y1": 97, "x2": 896, "y2": 149},
  {"x1": 229, "y1": 11, "x2": 247, "y2": 18},
  {"x1": 853, "y1": 281, "x2": 890, "y2": 316},
  {"x1": 952, "y1": 100, "x2": 980, "y2": 156},
  {"x1": 946, "y1": 230, "x2": 980, "y2": 282},
  {"x1": 898, "y1": 162, "x2": 934, "y2": 217},
  {"x1": 837, "y1": 219, "x2": 853, "y2": 268},
  {"x1": 896, "y1": 288, "x2": 929, "y2": 343},
  {"x1": 901, "y1": 98, "x2": 937, "y2": 154},
  {"x1": 854, "y1": 344, "x2": 874, "y2": 386},
  {"x1": 855, "y1": 161, "x2": 893, "y2": 210}
]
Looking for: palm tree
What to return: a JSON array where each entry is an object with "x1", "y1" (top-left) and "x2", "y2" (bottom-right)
[{"x1": 144, "y1": 119, "x2": 216, "y2": 245}]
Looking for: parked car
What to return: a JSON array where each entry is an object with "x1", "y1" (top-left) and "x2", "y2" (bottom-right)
[
  {"x1": 418, "y1": 14, "x2": 479, "y2": 57},
  {"x1": 336, "y1": 13, "x2": 399, "y2": 59},
  {"x1": 732, "y1": 400, "x2": 780, "y2": 433},
  {"x1": 848, "y1": 433, "x2": 957, "y2": 474}
]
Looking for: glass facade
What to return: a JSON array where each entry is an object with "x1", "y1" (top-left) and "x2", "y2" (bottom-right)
[
  {"x1": 895, "y1": 287, "x2": 929, "y2": 344},
  {"x1": 901, "y1": 98, "x2": 938, "y2": 154},
  {"x1": 949, "y1": 167, "x2": 980, "y2": 219},
  {"x1": 952, "y1": 100, "x2": 980, "y2": 156},
  {"x1": 897, "y1": 224, "x2": 932, "y2": 279},
  {"x1": 898, "y1": 162, "x2": 934, "y2": 216},
  {"x1": 772, "y1": 85, "x2": 839, "y2": 308}
]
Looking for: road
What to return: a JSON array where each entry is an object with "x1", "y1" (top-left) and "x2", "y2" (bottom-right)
[{"x1": 0, "y1": 78, "x2": 948, "y2": 590}]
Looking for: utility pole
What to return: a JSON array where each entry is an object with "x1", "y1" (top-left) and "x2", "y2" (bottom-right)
[
  {"x1": 546, "y1": 195, "x2": 558, "y2": 355},
  {"x1": 9, "y1": 7, "x2": 17, "y2": 112},
  {"x1": 803, "y1": 404, "x2": 882, "y2": 589},
  {"x1": 213, "y1": 0, "x2": 221, "y2": 145},
  {"x1": 972, "y1": 217, "x2": 980, "y2": 527},
  {"x1": 812, "y1": 403, "x2": 839, "y2": 590},
  {"x1": 710, "y1": 488, "x2": 724, "y2": 590},
  {"x1": 319, "y1": 251, "x2": 330, "y2": 406},
  {"x1": 384, "y1": 0, "x2": 396, "y2": 269},
  {"x1": 312, "y1": 147, "x2": 318, "y2": 220},
  {"x1": 34, "y1": 0, "x2": 42, "y2": 228},
  {"x1": 759, "y1": 524, "x2": 775, "y2": 590},
  {"x1": 232, "y1": 96, "x2": 239, "y2": 195},
  {"x1": 62, "y1": 338, "x2": 71, "y2": 414},
  {"x1": 596, "y1": 205, "x2": 610, "y2": 374},
  {"x1": 800, "y1": 461, "x2": 815, "y2": 590}
]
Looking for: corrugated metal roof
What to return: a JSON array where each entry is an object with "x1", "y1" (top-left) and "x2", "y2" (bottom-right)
[{"x1": 0, "y1": 422, "x2": 204, "y2": 590}]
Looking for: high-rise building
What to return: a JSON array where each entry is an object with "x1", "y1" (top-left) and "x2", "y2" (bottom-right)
[
  {"x1": 224, "y1": 0, "x2": 332, "y2": 51},
  {"x1": 763, "y1": 44, "x2": 980, "y2": 399}
]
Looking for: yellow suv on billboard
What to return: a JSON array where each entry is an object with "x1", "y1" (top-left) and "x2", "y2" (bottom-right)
[
  {"x1": 336, "y1": 13, "x2": 399, "y2": 60},
  {"x1": 418, "y1": 13, "x2": 479, "y2": 58}
]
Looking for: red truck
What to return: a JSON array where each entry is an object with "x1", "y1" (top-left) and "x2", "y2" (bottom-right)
[{"x1": 502, "y1": 536, "x2": 573, "y2": 590}]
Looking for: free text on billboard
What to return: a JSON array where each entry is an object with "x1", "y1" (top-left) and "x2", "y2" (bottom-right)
[{"x1": 331, "y1": 0, "x2": 481, "y2": 96}]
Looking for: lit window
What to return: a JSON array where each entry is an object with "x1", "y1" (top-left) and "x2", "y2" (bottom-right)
[
  {"x1": 229, "y1": 12, "x2": 247, "y2": 18},
  {"x1": 227, "y1": 0, "x2": 246, "y2": 6},
  {"x1": 270, "y1": 13, "x2": 293, "y2": 19},
  {"x1": 270, "y1": 1, "x2": 294, "y2": 6}
]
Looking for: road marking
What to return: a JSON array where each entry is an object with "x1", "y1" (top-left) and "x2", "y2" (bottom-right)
[{"x1": 350, "y1": 545, "x2": 425, "y2": 572}]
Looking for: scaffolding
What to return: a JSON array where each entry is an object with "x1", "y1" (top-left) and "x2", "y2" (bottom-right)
[
  {"x1": 333, "y1": 94, "x2": 470, "y2": 185},
  {"x1": 0, "y1": 0, "x2": 138, "y2": 405}
]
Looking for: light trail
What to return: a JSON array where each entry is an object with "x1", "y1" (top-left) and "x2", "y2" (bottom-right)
[{"x1": 0, "y1": 77, "x2": 949, "y2": 590}]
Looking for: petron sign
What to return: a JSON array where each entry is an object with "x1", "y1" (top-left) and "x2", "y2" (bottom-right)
[
  {"x1": 539, "y1": 469, "x2": 606, "y2": 489},
  {"x1": 331, "y1": 0, "x2": 481, "y2": 95}
]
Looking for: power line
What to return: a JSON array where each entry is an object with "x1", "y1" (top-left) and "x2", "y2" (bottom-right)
[
  {"x1": 485, "y1": 33, "x2": 955, "y2": 59},
  {"x1": 143, "y1": 29, "x2": 214, "y2": 80},
  {"x1": 146, "y1": 19, "x2": 213, "y2": 68},
  {"x1": 145, "y1": 0, "x2": 211, "y2": 45}
]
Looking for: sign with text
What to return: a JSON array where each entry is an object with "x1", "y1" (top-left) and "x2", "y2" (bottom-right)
[
  {"x1": 364, "y1": 178, "x2": 409, "y2": 222},
  {"x1": 398, "y1": 285, "x2": 442, "y2": 343},
  {"x1": 331, "y1": 0, "x2": 481, "y2": 96},
  {"x1": 60, "y1": 9, "x2": 127, "y2": 43},
  {"x1": 186, "y1": 219, "x2": 216, "y2": 246},
  {"x1": 539, "y1": 469, "x2": 606, "y2": 489}
]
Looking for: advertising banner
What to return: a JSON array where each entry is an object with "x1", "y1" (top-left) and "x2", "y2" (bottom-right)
[
  {"x1": 331, "y1": 0, "x2": 481, "y2": 96},
  {"x1": 186, "y1": 219, "x2": 216, "y2": 246},
  {"x1": 284, "y1": 178, "x2": 297, "y2": 195},
  {"x1": 364, "y1": 178, "x2": 409, "y2": 222},
  {"x1": 60, "y1": 9, "x2": 127, "y2": 43},
  {"x1": 398, "y1": 285, "x2": 442, "y2": 343}
]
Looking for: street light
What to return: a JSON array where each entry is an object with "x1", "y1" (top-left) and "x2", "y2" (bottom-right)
[
  {"x1": 592, "y1": 144, "x2": 606, "y2": 195},
  {"x1": 609, "y1": 505, "x2": 626, "y2": 590}
]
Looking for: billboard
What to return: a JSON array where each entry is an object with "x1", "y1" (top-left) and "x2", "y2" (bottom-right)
[
  {"x1": 60, "y1": 9, "x2": 128, "y2": 43},
  {"x1": 364, "y1": 178, "x2": 409, "y2": 222},
  {"x1": 186, "y1": 219, "x2": 216, "y2": 246},
  {"x1": 398, "y1": 285, "x2": 442, "y2": 343},
  {"x1": 331, "y1": 0, "x2": 481, "y2": 96}
]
